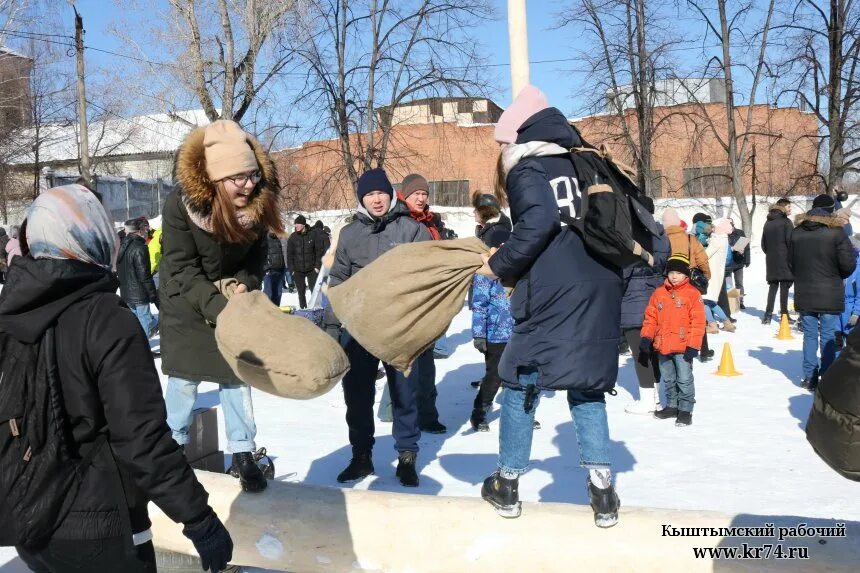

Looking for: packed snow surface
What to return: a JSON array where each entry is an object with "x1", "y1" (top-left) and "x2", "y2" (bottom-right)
[{"x1": 2, "y1": 247, "x2": 858, "y2": 571}]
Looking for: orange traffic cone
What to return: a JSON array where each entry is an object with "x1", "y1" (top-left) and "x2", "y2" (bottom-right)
[
  {"x1": 714, "y1": 342, "x2": 742, "y2": 376},
  {"x1": 775, "y1": 314, "x2": 795, "y2": 340}
]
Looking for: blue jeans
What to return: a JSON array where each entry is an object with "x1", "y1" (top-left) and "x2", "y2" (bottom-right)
[
  {"x1": 166, "y1": 377, "x2": 257, "y2": 453},
  {"x1": 283, "y1": 270, "x2": 295, "y2": 289},
  {"x1": 704, "y1": 300, "x2": 728, "y2": 323},
  {"x1": 800, "y1": 312, "x2": 840, "y2": 378},
  {"x1": 658, "y1": 354, "x2": 696, "y2": 412},
  {"x1": 263, "y1": 270, "x2": 285, "y2": 305},
  {"x1": 131, "y1": 303, "x2": 157, "y2": 338},
  {"x1": 498, "y1": 368, "x2": 610, "y2": 474}
]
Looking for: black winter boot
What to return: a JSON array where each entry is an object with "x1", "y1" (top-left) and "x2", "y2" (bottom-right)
[
  {"x1": 420, "y1": 421, "x2": 447, "y2": 434},
  {"x1": 233, "y1": 452, "x2": 267, "y2": 493},
  {"x1": 654, "y1": 406, "x2": 679, "y2": 420},
  {"x1": 800, "y1": 369, "x2": 820, "y2": 392},
  {"x1": 761, "y1": 313, "x2": 773, "y2": 325},
  {"x1": 587, "y1": 477, "x2": 620, "y2": 528},
  {"x1": 337, "y1": 449, "x2": 374, "y2": 483},
  {"x1": 396, "y1": 451, "x2": 419, "y2": 487},
  {"x1": 470, "y1": 408, "x2": 489, "y2": 432},
  {"x1": 482, "y1": 471, "x2": 521, "y2": 518},
  {"x1": 675, "y1": 411, "x2": 693, "y2": 427}
]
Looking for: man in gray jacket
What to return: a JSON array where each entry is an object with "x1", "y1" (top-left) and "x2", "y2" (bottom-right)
[{"x1": 324, "y1": 168, "x2": 430, "y2": 487}]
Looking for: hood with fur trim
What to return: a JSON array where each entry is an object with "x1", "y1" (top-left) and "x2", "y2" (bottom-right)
[
  {"x1": 795, "y1": 211, "x2": 850, "y2": 229},
  {"x1": 173, "y1": 125, "x2": 280, "y2": 226}
]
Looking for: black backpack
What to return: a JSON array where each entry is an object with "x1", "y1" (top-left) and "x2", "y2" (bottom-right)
[
  {"x1": 562, "y1": 125, "x2": 661, "y2": 269},
  {"x1": 0, "y1": 326, "x2": 106, "y2": 549}
]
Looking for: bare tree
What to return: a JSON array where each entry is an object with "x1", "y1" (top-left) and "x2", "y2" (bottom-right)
[
  {"x1": 774, "y1": 1, "x2": 860, "y2": 193},
  {"x1": 291, "y1": 0, "x2": 495, "y2": 189},
  {"x1": 677, "y1": 0, "x2": 775, "y2": 234}
]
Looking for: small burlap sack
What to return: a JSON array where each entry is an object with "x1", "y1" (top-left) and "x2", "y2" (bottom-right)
[
  {"x1": 328, "y1": 237, "x2": 490, "y2": 373},
  {"x1": 215, "y1": 291, "x2": 350, "y2": 399}
]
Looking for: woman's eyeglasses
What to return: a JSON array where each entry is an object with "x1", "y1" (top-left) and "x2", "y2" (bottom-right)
[{"x1": 224, "y1": 171, "x2": 262, "y2": 186}]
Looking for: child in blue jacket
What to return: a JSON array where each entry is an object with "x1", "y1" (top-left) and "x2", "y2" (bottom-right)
[{"x1": 839, "y1": 241, "x2": 860, "y2": 347}]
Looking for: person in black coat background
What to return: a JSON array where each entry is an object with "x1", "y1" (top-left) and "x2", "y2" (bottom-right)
[
  {"x1": 725, "y1": 219, "x2": 751, "y2": 309},
  {"x1": 117, "y1": 218, "x2": 159, "y2": 339},
  {"x1": 287, "y1": 215, "x2": 325, "y2": 309},
  {"x1": 263, "y1": 232, "x2": 287, "y2": 305},
  {"x1": 0, "y1": 227, "x2": 8, "y2": 283},
  {"x1": 790, "y1": 194, "x2": 857, "y2": 389},
  {"x1": 476, "y1": 86, "x2": 621, "y2": 527},
  {"x1": 761, "y1": 198, "x2": 794, "y2": 324},
  {"x1": 0, "y1": 185, "x2": 232, "y2": 573}
]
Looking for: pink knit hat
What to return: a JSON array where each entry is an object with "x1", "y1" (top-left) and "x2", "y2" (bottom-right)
[
  {"x1": 661, "y1": 207, "x2": 682, "y2": 227},
  {"x1": 714, "y1": 218, "x2": 733, "y2": 235},
  {"x1": 494, "y1": 85, "x2": 551, "y2": 144}
]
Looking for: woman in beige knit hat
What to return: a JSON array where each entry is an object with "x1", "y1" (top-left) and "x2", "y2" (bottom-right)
[{"x1": 160, "y1": 119, "x2": 283, "y2": 493}]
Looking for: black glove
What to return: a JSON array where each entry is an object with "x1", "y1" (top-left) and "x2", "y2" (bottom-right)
[
  {"x1": 637, "y1": 337, "x2": 653, "y2": 367},
  {"x1": 182, "y1": 510, "x2": 233, "y2": 573},
  {"x1": 473, "y1": 337, "x2": 487, "y2": 354},
  {"x1": 683, "y1": 347, "x2": 699, "y2": 361}
]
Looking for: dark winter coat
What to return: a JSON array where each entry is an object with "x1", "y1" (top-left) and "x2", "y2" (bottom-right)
[
  {"x1": 159, "y1": 126, "x2": 277, "y2": 384},
  {"x1": 117, "y1": 233, "x2": 158, "y2": 307},
  {"x1": 789, "y1": 210, "x2": 857, "y2": 314},
  {"x1": 761, "y1": 206, "x2": 794, "y2": 282},
  {"x1": 621, "y1": 225, "x2": 671, "y2": 329},
  {"x1": 287, "y1": 228, "x2": 325, "y2": 273},
  {"x1": 477, "y1": 213, "x2": 513, "y2": 249},
  {"x1": 725, "y1": 228, "x2": 751, "y2": 273},
  {"x1": 488, "y1": 107, "x2": 623, "y2": 392},
  {"x1": 311, "y1": 222, "x2": 331, "y2": 259},
  {"x1": 265, "y1": 233, "x2": 286, "y2": 272},
  {"x1": 0, "y1": 257, "x2": 211, "y2": 540},
  {"x1": 325, "y1": 199, "x2": 430, "y2": 330}
]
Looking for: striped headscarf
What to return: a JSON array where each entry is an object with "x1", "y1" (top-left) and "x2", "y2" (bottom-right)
[{"x1": 26, "y1": 184, "x2": 119, "y2": 270}]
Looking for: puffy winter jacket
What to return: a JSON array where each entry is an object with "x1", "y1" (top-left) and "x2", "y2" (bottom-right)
[
  {"x1": 149, "y1": 227, "x2": 162, "y2": 274},
  {"x1": 265, "y1": 232, "x2": 286, "y2": 272},
  {"x1": 287, "y1": 228, "x2": 325, "y2": 273},
  {"x1": 487, "y1": 107, "x2": 623, "y2": 392},
  {"x1": 665, "y1": 225, "x2": 711, "y2": 279},
  {"x1": 471, "y1": 274, "x2": 513, "y2": 344},
  {"x1": 761, "y1": 206, "x2": 794, "y2": 282},
  {"x1": 117, "y1": 233, "x2": 158, "y2": 307},
  {"x1": 704, "y1": 234, "x2": 728, "y2": 302},
  {"x1": 640, "y1": 278, "x2": 706, "y2": 355},
  {"x1": 789, "y1": 210, "x2": 856, "y2": 314},
  {"x1": 310, "y1": 223, "x2": 331, "y2": 259},
  {"x1": 621, "y1": 225, "x2": 671, "y2": 329},
  {"x1": 726, "y1": 228, "x2": 751, "y2": 273},
  {"x1": 477, "y1": 213, "x2": 513, "y2": 249},
  {"x1": 841, "y1": 252, "x2": 860, "y2": 333},
  {"x1": 0, "y1": 257, "x2": 211, "y2": 540}
]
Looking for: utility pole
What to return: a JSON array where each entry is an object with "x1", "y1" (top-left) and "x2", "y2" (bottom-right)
[
  {"x1": 507, "y1": 0, "x2": 529, "y2": 98},
  {"x1": 74, "y1": 7, "x2": 92, "y2": 187}
]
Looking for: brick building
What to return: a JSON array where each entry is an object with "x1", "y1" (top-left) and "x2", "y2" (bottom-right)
[{"x1": 273, "y1": 96, "x2": 821, "y2": 211}]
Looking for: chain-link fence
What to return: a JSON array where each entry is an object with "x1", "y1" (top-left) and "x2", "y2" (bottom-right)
[{"x1": 48, "y1": 173, "x2": 175, "y2": 223}]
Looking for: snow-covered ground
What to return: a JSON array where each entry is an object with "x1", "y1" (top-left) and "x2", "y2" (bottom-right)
[{"x1": 2, "y1": 246, "x2": 858, "y2": 571}]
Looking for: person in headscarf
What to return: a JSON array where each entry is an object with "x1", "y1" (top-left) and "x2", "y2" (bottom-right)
[{"x1": 0, "y1": 185, "x2": 233, "y2": 573}]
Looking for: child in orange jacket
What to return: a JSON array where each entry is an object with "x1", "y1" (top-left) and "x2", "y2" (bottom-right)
[{"x1": 639, "y1": 254, "x2": 706, "y2": 427}]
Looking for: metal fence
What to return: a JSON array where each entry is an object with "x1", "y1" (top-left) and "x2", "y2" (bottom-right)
[{"x1": 48, "y1": 173, "x2": 175, "y2": 223}]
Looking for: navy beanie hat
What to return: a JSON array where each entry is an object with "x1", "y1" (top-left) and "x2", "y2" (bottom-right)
[
  {"x1": 356, "y1": 168, "x2": 393, "y2": 203},
  {"x1": 812, "y1": 194, "x2": 836, "y2": 212}
]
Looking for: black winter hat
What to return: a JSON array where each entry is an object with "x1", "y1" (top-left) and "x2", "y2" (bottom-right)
[
  {"x1": 692, "y1": 212, "x2": 712, "y2": 224},
  {"x1": 356, "y1": 168, "x2": 393, "y2": 203},
  {"x1": 474, "y1": 193, "x2": 501, "y2": 210},
  {"x1": 294, "y1": 214, "x2": 307, "y2": 225},
  {"x1": 666, "y1": 253, "x2": 691, "y2": 277},
  {"x1": 812, "y1": 194, "x2": 836, "y2": 212},
  {"x1": 313, "y1": 220, "x2": 324, "y2": 228}
]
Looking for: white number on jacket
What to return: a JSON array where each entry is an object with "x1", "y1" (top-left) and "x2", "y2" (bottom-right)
[{"x1": 549, "y1": 175, "x2": 582, "y2": 220}]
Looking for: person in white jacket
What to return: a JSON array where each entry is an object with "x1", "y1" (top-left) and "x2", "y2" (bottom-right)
[{"x1": 704, "y1": 219, "x2": 736, "y2": 333}]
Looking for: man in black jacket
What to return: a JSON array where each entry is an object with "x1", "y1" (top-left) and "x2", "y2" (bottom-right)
[
  {"x1": 324, "y1": 168, "x2": 430, "y2": 488},
  {"x1": 117, "y1": 218, "x2": 159, "y2": 338},
  {"x1": 263, "y1": 232, "x2": 287, "y2": 305},
  {"x1": 790, "y1": 194, "x2": 857, "y2": 389},
  {"x1": 0, "y1": 227, "x2": 8, "y2": 283},
  {"x1": 761, "y1": 198, "x2": 795, "y2": 324},
  {"x1": 287, "y1": 215, "x2": 324, "y2": 309},
  {"x1": 725, "y1": 219, "x2": 751, "y2": 310}
]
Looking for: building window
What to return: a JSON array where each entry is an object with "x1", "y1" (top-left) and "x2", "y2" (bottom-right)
[
  {"x1": 429, "y1": 99, "x2": 443, "y2": 116},
  {"x1": 429, "y1": 180, "x2": 470, "y2": 207},
  {"x1": 457, "y1": 100, "x2": 474, "y2": 113},
  {"x1": 683, "y1": 166, "x2": 731, "y2": 197}
]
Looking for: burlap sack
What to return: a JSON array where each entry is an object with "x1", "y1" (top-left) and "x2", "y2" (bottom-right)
[
  {"x1": 215, "y1": 291, "x2": 350, "y2": 399},
  {"x1": 328, "y1": 237, "x2": 490, "y2": 373}
]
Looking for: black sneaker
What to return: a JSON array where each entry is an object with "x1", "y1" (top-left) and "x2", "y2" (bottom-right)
[
  {"x1": 482, "y1": 471, "x2": 521, "y2": 518},
  {"x1": 739, "y1": 302, "x2": 746, "y2": 310},
  {"x1": 470, "y1": 379, "x2": 481, "y2": 388},
  {"x1": 396, "y1": 451, "x2": 419, "y2": 487},
  {"x1": 337, "y1": 449, "x2": 374, "y2": 483},
  {"x1": 420, "y1": 421, "x2": 447, "y2": 434},
  {"x1": 587, "y1": 477, "x2": 620, "y2": 528},
  {"x1": 800, "y1": 369, "x2": 820, "y2": 392},
  {"x1": 470, "y1": 409, "x2": 489, "y2": 432},
  {"x1": 533, "y1": 419, "x2": 541, "y2": 430},
  {"x1": 654, "y1": 406, "x2": 679, "y2": 420},
  {"x1": 761, "y1": 313, "x2": 773, "y2": 325},
  {"x1": 675, "y1": 411, "x2": 693, "y2": 427},
  {"x1": 232, "y1": 451, "x2": 267, "y2": 493},
  {"x1": 699, "y1": 349, "x2": 715, "y2": 363}
]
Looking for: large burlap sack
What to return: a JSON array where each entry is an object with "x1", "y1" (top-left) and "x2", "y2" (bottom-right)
[
  {"x1": 328, "y1": 237, "x2": 490, "y2": 373},
  {"x1": 215, "y1": 291, "x2": 350, "y2": 399}
]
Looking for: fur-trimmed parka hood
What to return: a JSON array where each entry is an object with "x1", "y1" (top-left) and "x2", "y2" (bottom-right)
[
  {"x1": 795, "y1": 211, "x2": 850, "y2": 229},
  {"x1": 768, "y1": 203, "x2": 790, "y2": 218},
  {"x1": 173, "y1": 124, "x2": 280, "y2": 226}
]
